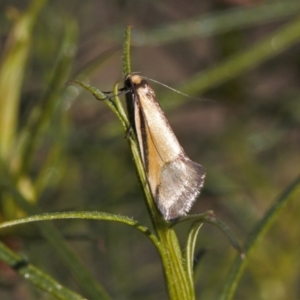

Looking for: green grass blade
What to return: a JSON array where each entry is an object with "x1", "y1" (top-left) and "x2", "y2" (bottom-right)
[
  {"x1": 161, "y1": 16, "x2": 300, "y2": 110},
  {"x1": 0, "y1": 167, "x2": 111, "y2": 300},
  {"x1": 133, "y1": 1, "x2": 300, "y2": 45},
  {"x1": 184, "y1": 222, "x2": 203, "y2": 286},
  {"x1": 0, "y1": 0, "x2": 47, "y2": 159},
  {"x1": 15, "y1": 19, "x2": 78, "y2": 178},
  {"x1": 219, "y1": 174, "x2": 300, "y2": 300},
  {"x1": 0, "y1": 211, "x2": 160, "y2": 249},
  {"x1": 177, "y1": 212, "x2": 244, "y2": 255},
  {"x1": 0, "y1": 241, "x2": 85, "y2": 300}
]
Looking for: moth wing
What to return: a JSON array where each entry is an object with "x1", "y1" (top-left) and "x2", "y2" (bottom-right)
[{"x1": 156, "y1": 158, "x2": 205, "y2": 220}]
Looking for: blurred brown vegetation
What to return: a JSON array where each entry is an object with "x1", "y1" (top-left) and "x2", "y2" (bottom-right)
[{"x1": 0, "y1": 0, "x2": 300, "y2": 299}]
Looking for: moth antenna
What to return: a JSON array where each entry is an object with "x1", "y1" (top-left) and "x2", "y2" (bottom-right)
[{"x1": 140, "y1": 75, "x2": 213, "y2": 103}]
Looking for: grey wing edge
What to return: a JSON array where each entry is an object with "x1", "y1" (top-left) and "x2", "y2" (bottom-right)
[{"x1": 156, "y1": 158, "x2": 206, "y2": 220}]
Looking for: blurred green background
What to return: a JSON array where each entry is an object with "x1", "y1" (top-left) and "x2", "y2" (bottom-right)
[{"x1": 0, "y1": 0, "x2": 300, "y2": 299}]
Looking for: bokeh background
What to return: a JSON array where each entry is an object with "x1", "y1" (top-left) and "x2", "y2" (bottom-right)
[{"x1": 0, "y1": 0, "x2": 300, "y2": 299}]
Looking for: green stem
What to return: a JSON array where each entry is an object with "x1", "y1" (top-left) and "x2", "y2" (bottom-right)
[
  {"x1": 122, "y1": 26, "x2": 132, "y2": 77},
  {"x1": 159, "y1": 228, "x2": 195, "y2": 299}
]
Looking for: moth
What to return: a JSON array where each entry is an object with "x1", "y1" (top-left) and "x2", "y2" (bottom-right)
[{"x1": 124, "y1": 74, "x2": 205, "y2": 220}]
